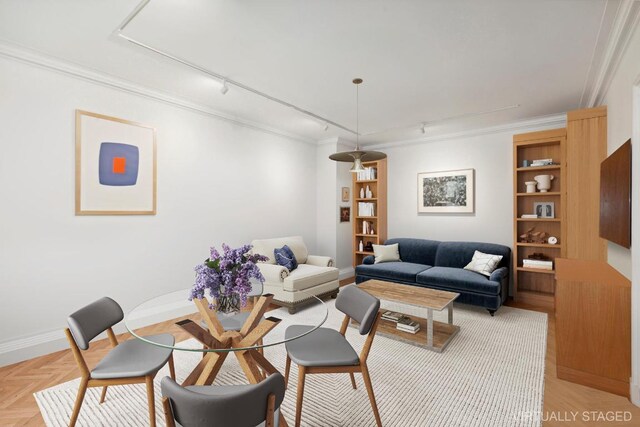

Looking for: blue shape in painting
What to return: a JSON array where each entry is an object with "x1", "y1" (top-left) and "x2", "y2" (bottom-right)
[{"x1": 98, "y1": 142, "x2": 139, "y2": 186}]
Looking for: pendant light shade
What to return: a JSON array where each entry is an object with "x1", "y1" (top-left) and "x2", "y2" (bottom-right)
[{"x1": 329, "y1": 78, "x2": 386, "y2": 171}]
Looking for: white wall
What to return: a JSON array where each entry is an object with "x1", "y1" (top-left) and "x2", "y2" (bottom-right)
[
  {"x1": 336, "y1": 142, "x2": 354, "y2": 273},
  {"x1": 602, "y1": 23, "x2": 640, "y2": 280},
  {"x1": 0, "y1": 56, "x2": 318, "y2": 364},
  {"x1": 383, "y1": 131, "x2": 515, "y2": 247},
  {"x1": 600, "y1": 22, "x2": 640, "y2": 405}
]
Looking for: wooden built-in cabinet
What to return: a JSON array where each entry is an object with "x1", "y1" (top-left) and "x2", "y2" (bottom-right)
[
  {"x1": 352, "y1": 159, "x2": 387, "y2": 267},
  {"x1": 512, "y1": 107, "x2": 607, "y2": 309},
  {"x1": 512, "y1": 128, "x2": 567, "y2": 308}
]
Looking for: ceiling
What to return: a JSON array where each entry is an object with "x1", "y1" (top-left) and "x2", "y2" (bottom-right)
[{"x1": 0, "y1": 0, "x2": 620, "y2": 144}]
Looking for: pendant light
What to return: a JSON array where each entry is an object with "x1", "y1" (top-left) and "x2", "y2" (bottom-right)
[{"x1": 329, "y1": 78, "x2": 386, "y2": 172}]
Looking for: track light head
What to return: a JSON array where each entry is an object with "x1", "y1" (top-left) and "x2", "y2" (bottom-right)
[
  {"x1": 220, "y1": 79, "x2": 229, "y2": 95},
  {"x1": 421, "y1": 123, "x2": 427, "y2": 134},
  {"x1": 324, "y1": 123, "x2": 329, "y2": 131}
]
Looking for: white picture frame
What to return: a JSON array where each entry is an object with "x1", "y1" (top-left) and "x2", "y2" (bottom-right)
[
  {"x1": 533, "y1": 202, "x2": 555, "y2": 218},
  {"x1": 417, "y1": 169, "x2": 475, "y2": 213}
]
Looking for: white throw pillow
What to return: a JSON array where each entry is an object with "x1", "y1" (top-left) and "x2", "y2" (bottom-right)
[
  {"x1": 464, "y1": 250, "x2": 503, "y2": 277},
  {"x1": 372, "y1": 243, "x2": 401, "y2": 264}
]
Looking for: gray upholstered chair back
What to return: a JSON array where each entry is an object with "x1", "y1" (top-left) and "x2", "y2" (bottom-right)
[
  {"x1": 161, "y1": 373, "x2": 286, "y2": 427},
  {"x1": 67, "y1": 297, "x2": 124, "y2": 350},
  {"x1": 335, "y1": 285, "x2": 380, "y2": 335}
]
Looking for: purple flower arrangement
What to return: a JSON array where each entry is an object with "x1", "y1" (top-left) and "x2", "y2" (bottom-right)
[{"x1": 190, "y1": 244, "x2": 268, "y2": 311}]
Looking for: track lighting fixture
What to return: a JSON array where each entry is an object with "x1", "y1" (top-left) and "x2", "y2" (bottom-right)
[
  {"x1": 324, "y1": 123, "x2": 329, "y2": 131},
  {"x1": 220, "y1": 79, "x2": 229, "y2": 95},
  {"x1": 421, "y1": 123, "x2": 427, "y2": 134}
]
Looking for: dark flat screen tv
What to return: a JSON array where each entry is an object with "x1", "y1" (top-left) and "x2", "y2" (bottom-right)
[{"x1": 600, "y1": 139, "x2": 631, "y2": 248}]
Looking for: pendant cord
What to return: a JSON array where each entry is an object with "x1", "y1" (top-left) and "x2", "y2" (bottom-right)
[{"x1": 356, "y1": 82, "x2": 360, "y2": 150}]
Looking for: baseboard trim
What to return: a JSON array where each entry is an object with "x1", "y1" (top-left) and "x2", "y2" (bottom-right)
[
  {"x1": 339, "y1": 267, "x2": 355, "y2": 281},
  {"x1": 0, "y1": 296, "x2": 193, "y2": 368},
  {"x1": 631, "y1": 378, "x2": 640, "y2": 406},
  {"x1": 557, "y1": 365, "x2": 629, "y2": 398}
]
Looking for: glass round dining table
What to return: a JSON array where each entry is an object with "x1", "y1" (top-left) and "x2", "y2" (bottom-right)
[{"x1": 124, "y1": 288, "x2": 328, "y2": 387}]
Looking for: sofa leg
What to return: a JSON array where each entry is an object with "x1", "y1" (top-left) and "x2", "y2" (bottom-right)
[
  {"x1": 330, "y1": 292, "x2": 338, "y2": 299},
  {"x1": 488, "y1": 309, "x2": 496, "y2": 317},
  {"x1": 288, "y1": 307, "x2": 297, "y2": 315}
]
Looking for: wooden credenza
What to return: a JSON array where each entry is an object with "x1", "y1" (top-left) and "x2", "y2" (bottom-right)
[{"x1": 555, "y1": 258, "x2": 631, "y2": 397}]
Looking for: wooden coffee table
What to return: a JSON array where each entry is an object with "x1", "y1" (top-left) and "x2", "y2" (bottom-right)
[{"x1": 358, "y1": 279, "x2": 460, "y2": 353}]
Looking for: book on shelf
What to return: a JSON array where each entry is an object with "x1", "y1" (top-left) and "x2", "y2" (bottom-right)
[
  {"x1": 520, "y1": 214, "x2": 538, "y2": 218},
  {"x1": 522, "y1": 259, "x2": 553, "y2": 270},
  {"x1": 381, "y1": 311, "x2": 404, "y2": 322},
  {"x1": 358, "y1": 202, "x2": 375, "y2": 217},
  {"x1": 356, "y1": 167, "x2": 377, "y2": 181}
]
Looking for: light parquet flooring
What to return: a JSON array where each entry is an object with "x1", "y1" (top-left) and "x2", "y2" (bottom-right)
[{"x1": 1, "y1": 288, "x2": 639, "y2": 426}]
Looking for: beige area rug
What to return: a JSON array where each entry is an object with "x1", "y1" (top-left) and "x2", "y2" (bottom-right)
[{"x1": 35, "y1": 300, "x2": 547, "y2": 426}]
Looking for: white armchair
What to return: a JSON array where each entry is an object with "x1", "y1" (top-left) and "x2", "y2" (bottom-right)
[{"x1": 251, "y1": 236, "x2": 339, "y2": 314}]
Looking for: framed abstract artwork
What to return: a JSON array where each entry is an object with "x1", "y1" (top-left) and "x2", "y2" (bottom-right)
[
  {"x1": 417, "y1": 169, "x2": 475, "y2": 214},
  {"x1": 340, "y1": 206, "x2": 351, "y2": 223},
  {"x1": 75, "y1": 110, "x2": 156, "y2": 215}
]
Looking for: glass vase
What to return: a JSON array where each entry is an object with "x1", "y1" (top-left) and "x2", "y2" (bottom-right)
[{"x1": 216, "y1": 292, "x2": 241, "y2": 316}]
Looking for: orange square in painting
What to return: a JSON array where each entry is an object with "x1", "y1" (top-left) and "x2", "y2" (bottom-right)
[{"x1": 112, "y1": 157, "x2": 126, "y2": 174}]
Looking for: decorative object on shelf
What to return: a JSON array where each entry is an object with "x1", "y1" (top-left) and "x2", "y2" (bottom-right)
[
  {"x1": 524, "y1": 181, "x2": 537, "y2": 193},
  {"x1": 417, "y1": 169, "x2": 475, "y2": 213},
  {"x1": 341, "y1": 187, "x2": 350, "y2": 202},
  {"x1": 340, "y1": 206, "x2": 350, "y2": 223},
  {"x1": 519, "y1": 227, "x2": 549, "y2": 244},
  {"x1": 75, "y1": 110, "x2": 157, "y2": 215},
  {"x1": 329, "y1": 78, "x2": 386, "y2": 172},
  {"x1": 534, "y1": 202, "x2": 555, "y2": 218},
  {"x1": 370, "y1": 228, "x2": 375, "y2": 235},
  {"x1": 366, "y1": 185, "x2": 373, "y2": 199},
  {"x1": 534, "y1": 174, "x2": 554, "y2": 192},
  {"x1": 528, "y1": 252, "x2": 550, "y2": 261},
  {"x1": 521, "y1": 214, "x2": 538, "y2": 219},
  {"x1": 364, "y1": 241, "x2": 374, "y2": 252},
  {"x1": 522, "y1": 160, "x2": 530, "y2": 168},
  {"x1": 548, "y1": 236, "x2": 558, "y2": 245},
  {"x1": 359, "y1": 187, "x2": 365, "y2": 198},
  {"x1": 359, "y1": 240, "x2": 364, "y2": 252},
  {"x1": 190, "y1": 244, "x2": 267, "y2": 315}
]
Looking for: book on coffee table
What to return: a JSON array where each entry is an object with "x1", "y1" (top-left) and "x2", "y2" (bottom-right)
[
  {"x1": 396, "y1": 316, "x2": 420, "y2": 333},
  {"x1": 381, "y1": 311, "x2": 404, "y2": 322}
]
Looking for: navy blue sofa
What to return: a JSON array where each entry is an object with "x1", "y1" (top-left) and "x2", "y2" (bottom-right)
[{"x1": 355, "y1": 238, "x2": 511, "y2": 315}]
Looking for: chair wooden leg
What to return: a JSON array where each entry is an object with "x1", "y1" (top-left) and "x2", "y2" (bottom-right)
[
  {"x1": 284, "y1": 355, "x2": 291, "y2": 389},
  {"x1": 162, "y1": 397, "x2": 176, "y2": 427},
  {"x1": 69, "y1": 377, "x2": 88, "y2": 427},
  {"x1": 99, "y1": 386, "x2": 108, "y2": 404},
  {"x1": 295, "y1": 366, "x2": 306, "y2": 427},
  {"x1": 168, "y1": 354, "x2": 176, "y2": 380},
  {"x1": 361, "y1": 364, "x2": 382, "y2": 427},
  {"x1": 349, "y1": 373, "x2": 357, "y2": 389},
  {"x1": 145, "y1": 375, "x2": 156, "y2": 427}
]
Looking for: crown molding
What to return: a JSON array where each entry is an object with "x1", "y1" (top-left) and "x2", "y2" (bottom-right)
[
  {"x1": 584, "y1": 0, "x2": 640, "y2": 107},
  {"x1": 0, "y1": 39, "x2": 317, "y2": 145},
  {"x1": 362, "y1": 113, "x2": 567, "y2": 151}
]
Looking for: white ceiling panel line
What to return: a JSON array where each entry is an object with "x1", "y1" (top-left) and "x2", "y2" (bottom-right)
[
  {"x1": 114, "y1": 0, "x2": 357, "y2": 135},
  {"x1": 0, "y1": 39, "x2": 318, "y2": 145}
]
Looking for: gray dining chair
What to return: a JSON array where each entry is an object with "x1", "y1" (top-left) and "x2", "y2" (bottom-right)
[
  {"x1": 284, "y1": 284, "x2": 382, "y2": 427},
  {"x1": 65, "y1": 296, "x2": 176, "y2": 427},
  {"x1": 161, "y1": 372, "x2": 287, "y2": 427}
]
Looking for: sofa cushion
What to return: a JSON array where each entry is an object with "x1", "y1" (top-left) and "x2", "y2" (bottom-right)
[
  {"x1": 356, "y1": 261, "x2": 432, "y2": 283},
  {"x1": 434, "y1": 241, "x2": 510, "y2": 270},
  {"x1": 251, "y1": 236, "x2": 308, "y2": 264},
  {"x1": 384, "y1": 238, "x2": 440, "y2": 265},
  {"x1": 372, "y1": 243, "x2": 400, "y2": 263},
  {"x1": 283, "y1": 264, "x2": 338, "y2": 292},
  {"x1": 416, "y1": 266, "x2": 501, "y2": 295},
  {"x1": 274, "y1": 245, "x2": 298, "y2": 271}
]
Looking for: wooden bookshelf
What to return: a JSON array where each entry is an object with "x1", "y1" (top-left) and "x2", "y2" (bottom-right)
[
  {"x1": 513, "y1": 128, "x2": 567, "y2": 309},
  {"x1": 352, "y1": 159, "x2": 387, "y2": 267}
]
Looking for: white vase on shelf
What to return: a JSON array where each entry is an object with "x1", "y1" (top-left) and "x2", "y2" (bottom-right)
[
  {"x1": 365, "y1": 185, "x2": 372, "y2": 198},
  {"x1": 358, "y1": 240, "x2": 364, "y2": 252},
  {"x1": 525, "y1": 181, "x2": 537, "y2": 193},
  {"x1": 360, "y1": 187, "x2": 365, "y2": 198},
  {"x1": 534, "y1": 174, "x2": 554, "y2": 192}
]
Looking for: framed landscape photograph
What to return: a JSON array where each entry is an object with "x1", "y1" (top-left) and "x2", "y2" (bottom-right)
[
  {"x1": 76, "y1": 110, "x2": 157, "y2": 215},
  {"x1": 417, "y1": 169, "x2": 475, "y2": 213}
]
